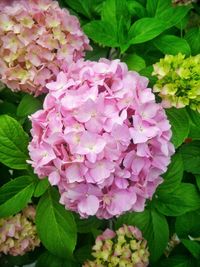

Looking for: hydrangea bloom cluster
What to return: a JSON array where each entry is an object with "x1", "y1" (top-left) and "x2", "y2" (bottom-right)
[
  {"x1": 0, "y1": 206, "x2": 40, "y2": 256},
  {"x1": 28, "y1": 59, "x2": 174, "y2": 219},
  {"x1": 0, "y1": 0, "x2": 91, "y2": 95},
  {"x1": 83, "y1": 224, "x2": 149, "y2": 267},
  {"x1": 152, "y1": 53, "x2": 200, "y2": 112}
]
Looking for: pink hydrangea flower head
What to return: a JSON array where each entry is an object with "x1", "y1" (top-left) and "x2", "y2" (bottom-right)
[
  {"x1": 0, "y1": 206, "x2": 40, "y2": 256},
  {"x1": 28, "y1": 59, "x2": 174, "y2": 219},
  {"x1": 83, "y1": 224, "x2": 149, "y2": 267},
  {"x1": 0, "y1": 0, "x2": 91, "y2": 95}
]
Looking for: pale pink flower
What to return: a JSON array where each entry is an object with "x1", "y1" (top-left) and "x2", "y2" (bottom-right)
[
  {"x1": 0, "y1": 206, "x2": 40, "y2": 256},
  {"x1": 28, "y1": 59, "x2": 174, "y2": 219},
  {"x1": 0, "y1": 0, "x2": 91, "y2": 95},
  {"x1": 83, "y1": 225, "x2": 149, "y2": 267}
]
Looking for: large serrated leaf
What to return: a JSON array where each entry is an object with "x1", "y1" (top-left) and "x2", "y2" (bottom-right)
[
  {"x1": 158, "y1": 153, "x2": 184, "y2": 193},
  {"x1": 83, "y1": 21, "x2": 118, "y2": 47},
  {"x1": 185, "y1": 27, "x2": 200, "y2": 55},
  {"x1": 0, "y1": 176, "x2": 37, "y2": 218},
  {"x1": 36, "y1": 187, "x2": 77, "y2": 259},
  {"x1": 155, "y1": 183, "x2": 200, "y2": 216},
  {"x1": 128, "y1": 18, "x2": 166, "y2": 45},
  {"x1": 166, "y1": 108, "x2": 190, "y2": 148},
  {"x1": 17, "y1": 94, "x2": 42, "y2": 118},
  {"x1": 175, "y1": 209, "x2": 200, "y2": 238},
  {"x1": 180, "y1": 141, "x2": 200, "y2": 174},
  {"x1": 154, "y1": 35, "x2": 191, "y2": 56},
  {"x1": 0, "y1": 115, "x2": 29, "y2": 169}
]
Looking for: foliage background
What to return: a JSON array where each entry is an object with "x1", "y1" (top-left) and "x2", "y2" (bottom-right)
[{"x1": 0, "y1": 0, "x2": 200, "y2": 266}]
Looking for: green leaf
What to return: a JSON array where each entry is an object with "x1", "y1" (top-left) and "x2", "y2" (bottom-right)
[
  {"x1": 83, "y1": 0, "x2": 130, "y2": 51},
  {"x1": 180, "y1": 141, "x2": 200, "y2": 174},
  {"x1": 146, "y1": 0, "x2": 171, "y2": 17},
  {"x1": 188, "y1": 124, "x2": 200, "y2": 140},
  {"x1": 187, "y1": 108, "x2": 200, "y2": 127},
  {"x1": 127, "y1": 0, "x2": 146, "y2": 18},
  {"x1": 101, "y1": 0, "x2": 117, "y2": 28},
  {"x1": 115, "y1": 208, "x2": 169, "y2": 262},
  {"x1": 36, "y1": 251, "x2": 77, "y2": 267},
  {"x1": 0, "y1": 176, "x2": 37, "y2": 218},
  {"x1": 75, "y1": 215, "x2": 103, "y2": 233},
  {"x1": 166, "y1": 108, "x2": 190, "y2": 148},
  {"x1": 0, "y1": 101, "x2": 17, "y2": 117},
  {"x1": 34, "y1": 178, "x2": 49, "y2": 198},
  {"x1": 160, "y1": 255, "x2": 198, "y2": 267},
  {"x1": 146, "y1": 0, "x2": 191, "y2": 30},
  {"x1": 123, "y1": 53, "x2": 146, "y2": 72},
  {"x1": 187, "y1": 108, "x2": 200, "y2": 140},
  {"x1": 0, "y1": 115, "x2": 29, "y2": 169},
  {"x1": 75, "y1": 245, "x2": 92, "y2": 264},
  {"x1": 154, "y1": 35, "x2": 191, "y2": 56},
  {"x1": 158, "y1": 153, "x2": 184, "y2": 193},
  {"x1": 83, "y1": 21, "x2": 118, "y2": 47},
  {"x1": 85, "y1": 43, "x2": 109, "y2": 61},
  {"x1": 196, "y1": 175, "x2": 200, "y2": 191},
  {"x1": 36, "y1": 187, "x2": 77, "y2": 259},
  {"x1": 156, "y1": 5, "x2": 191, "y2": 30},
  {"x1": 128, "y1": 18, "x2": 166, "y2": 45},
  {"x1": 155, "y1": 183, "x2": 200, "y2": 216},
  {"x1": 139, "y1": 65, "x2": 157, "y2": 85},
  {"x1": 64, "y1": 0, "x2": 94, "y2": 18},
  {"x1": 185, "y1": 27, "x2": 200, "y2": 55},
  {"x1": 175, "y1": 209, "x2": 200, "y2": 238},
  {"x1": 17, "y1": 94, "x2": 42, "y2": 118},
  {"x1": 182, "y1": 239, "x2": 200, "y2": 259},
  {"x1": 65, "y1": 0, "x2": 104, "y2": 18},
  {"x1": 102, "y1": 0, "x2": 130, "y2": 49}
]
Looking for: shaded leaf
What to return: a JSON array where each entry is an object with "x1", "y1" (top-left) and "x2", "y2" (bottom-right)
[
  {"x1": 123, "y1": 53, "x2": 146, "y2": 71},
  {"x1": 166, "y1": 108, "x2": 190, "y2": 148},
  {"x1": 17, "y1": 94, "x2": 42, "y2": 118},
  {"x1": 158, "y1": 153, "x2": 184, "y2": 193},
  {"x1": 175, "y1": 209, "x2": 200, "y2": 238},
  {"x1": 0, "y1": 176, "x2": 37, "y2": 218},
  {"x1": 180, "y1": 141, "x2": 200, "y2": 174},
  {"x1": 34, "y1": 178, "x2": 49, "y2": 198},
  {"x1": 182, "y1": 239, "x2": 200, "y2": 259},
  {"x1": 155, "y1": 183, "x2": 200, "y2": 216},
  {"x1": 185, "y1": 27, "x2": 200, "y2": 55},
  {"x1": 154, "y1": 35, "x2": 191, "y2": 56},
  {"x1": 128, "y1": 18, "x2": 166, "y2": 45}
]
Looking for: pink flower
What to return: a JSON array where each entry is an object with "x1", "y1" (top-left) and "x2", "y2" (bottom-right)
[
  {"x1": 0, "y1": 206, "x2": 40, "y2": 256},
  {"x1": 0, "y1": 0, "x2": 91, "y2": 95},
  {"x1": 28, "y1": 59, "x2": 174, "y2": 219}
]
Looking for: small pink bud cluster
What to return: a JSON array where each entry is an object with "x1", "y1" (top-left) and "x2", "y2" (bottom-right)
[
  {"x1": 83, "y1": 224, "x2": 149, "y2": 267},
  {"x1": 0, "y1": 206, "x2": 40, "y2": 256},
  {"x1": 28, "y1": 59, "x2": 174, "y2": 219},
  {"x1": 0, "y1": 0, "x2": 91, "y2": 95}
]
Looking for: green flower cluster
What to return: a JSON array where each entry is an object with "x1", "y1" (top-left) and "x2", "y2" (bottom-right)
[
  {"x1": 0, "y1": 206, "x2": 40, "y2": 256},
  {"x1": 152, "y1": 53, "x2": 200, "y2": 112},
  {"x1": 83, "y1": 224, "x2": 149, "y2": 267}
]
